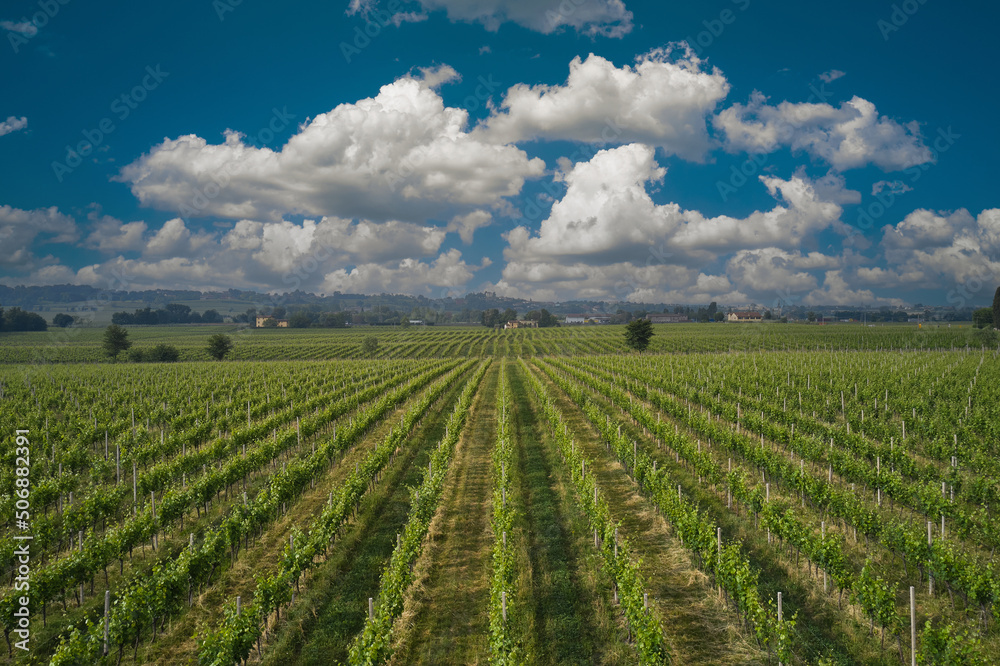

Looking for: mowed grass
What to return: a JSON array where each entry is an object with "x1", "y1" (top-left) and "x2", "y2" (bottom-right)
[
  {"x1": 388, "y1": 364, "x2": 499, "y2": 665},
  {"x1": 256, "y1": 365, "x2": 474, "y2": 665}
]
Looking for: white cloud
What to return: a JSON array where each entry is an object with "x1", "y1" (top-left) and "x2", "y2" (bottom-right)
[
  {"x1": 320, "y1": 248, "x2": 483, "y2": 294},
  {"x1": 119, "y1": 70, "x2": 544, "y2": 223},
  {"x1": 448, "y1": 210, "x2": 493, "y2": 244},
  {"x1": 0, "y1": 205, "x2": 77, "y2": 268},
  {"x1": 398, "y1": 0, "x2": 632, "y2": 37},
  {"x1": 871, "y1": 179, "x2": 913, "y2": 196},
  {"x1": 879, "y1": 208, "x2": 1000, "y2": 289},
  {"x1": 392, "y1": 11, "x2": 429, "y2": 25},
  {"x1": 83, "y1": 212, "x2": 148, "y2": 253},
  {"x1": 802, "y1": 270, "x2": 905, "y2": 306},
  {"x1": 819, "y1": 69, "x2": 845, "y2": 83},
  {"x1": 725, "y1": 248, "x2": 834, "y2": 294},
  {"x1": 480, "y1": 48, "x2": 729, "y2": 161},
  {"x1": 714, "y1": 92, "x2": 933, "y2": 171},
  {"x1": 497, "y1": 144, "x2": 857, "y2": 301},
  {"x1": 0, "y1": 116, "x2": 28, "y2": 137},
  {"x1": 0, "y1": 21, "x2": 36, "y2": 37}
]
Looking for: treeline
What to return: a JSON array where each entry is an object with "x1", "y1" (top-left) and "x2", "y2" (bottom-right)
[
  {"x1": 111, "y1": 303, "x2": 223, "y2": 325},
  {"x1": 0, "y1": 306, "x2": 48, "y2": 332}
]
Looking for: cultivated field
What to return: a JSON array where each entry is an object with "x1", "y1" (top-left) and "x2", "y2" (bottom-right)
[{"x1": 0, "y1": 325, "x2": 997, "y2": 664}]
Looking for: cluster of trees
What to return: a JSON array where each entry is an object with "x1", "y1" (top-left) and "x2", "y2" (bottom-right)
[
  {"x1": 0, "y1": 306, "x2": 48, "y2": 331},
  {"x1": 102, "y1": 325, "x2": 234, "y2": 362},
  {"x1": 111, "y1": 303, "x2": 223, "y2": 325},
  {"x1": 479, "y1": 308, "x2": 559, "y2": 327}
]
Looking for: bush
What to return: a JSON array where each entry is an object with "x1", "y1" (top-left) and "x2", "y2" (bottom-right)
[{"x1": 127, "y1": 344, "x2": 181, "y2": 362}]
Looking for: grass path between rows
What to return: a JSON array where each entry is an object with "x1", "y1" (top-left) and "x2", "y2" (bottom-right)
[{"x1": 388, "y1": 363, "x2": 498, "y2": 665}]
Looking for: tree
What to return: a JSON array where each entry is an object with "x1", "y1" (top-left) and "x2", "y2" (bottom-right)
[
  {"x1": 206, "y1": 334, "x2": 233, "y2": 361},
  {"x1": 500, "y1": 308, "x2": 518, "y2": 324},
  {"x1": 103, "y1": 324, "x2": 132, "y2": 360},
  {"x1": 361, "y1": 335, "x2": 379, "y2": 357},
  {"x1": 972, "y1": 307, "x2": 992, "y2": 329},
  {"x1": 201, "y1": 309, "x2": 223, "y2": 323},
  {"x1": 993, "y1": 285, "x2": 1000, "y2": 329},
  {"x1": 261, "y1": 317, "x2": 278, "y2": 328},
  {"x1": 480, "y1": 308, "x2": 501, "y2": 327},
  {"x1": 0, "y1": 307, "x2": 47, "y2": 331},
  {"x1": 624, "y1": 318, "x2": 654, "y2": 352},
  {"x1": 288, "y1": 311, "x2": 314, "y2": 328},
  {"x1": 52, "y1": 313, "x2": 75, "y2": 328},
  {"x1": 807, "y1": 311, "x2": 816, "y2": 323},
  {"x1": 149, "y1": 343, "x2": 180, "y2": 362}
]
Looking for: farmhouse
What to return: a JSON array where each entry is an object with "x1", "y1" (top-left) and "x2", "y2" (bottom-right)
[
  {"x1": 646, "y1": 313, "x2": 689, "y2": 324},
  {"x1": 504, "y1": 320, "x2": 539, "y2": 329},
  {"x1": 727, "y1": 311, "x2": 763, "y2": 323},
  {"x1": 564, "y1": 314, "x2": 612, "y2": 324},
  {"x1": 255, "y1": 316, "x2": 289, "y2": 328}
]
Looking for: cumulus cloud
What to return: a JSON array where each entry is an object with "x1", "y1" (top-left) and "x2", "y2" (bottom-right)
[
  {"x1": 879, "y1": 208, "x2": 1000, "y2": 289},
  {"x1": 83, "y1": 211, "x2": 148, "y2": 253},
  {"x1": 819, "y1": 69, "x2": 845, "y2": 83},
  {"x1": 496, "y1": 144, "x2": 858, "y2": 301},
  {"x1": 0, "y1": 205, "x2": 77, "y2": 268},
  {"x1": 320, "y1": 248, "x2": 483, "y2": 294},
  {"x1": 802, "y1": 270, "x2": 905, "y2": 306},
  {"x1": 480, "y1": 48, "x2": 729, "y2": 161},
  {"x1": 714, "y1": 91, "x2": 933, "y2": 171},
  {"x1": 725, "y1": 248, "x2": 839, "y2": 294},
  {"x1": 118, "y1": 70, "x2": 544, "y2": 223},
  {"x1": 448, "y1": 209, "x2": 493, "y2": 244},
  {"x1": 0, "y1": 116, "x2": 28, "y2": 137}
]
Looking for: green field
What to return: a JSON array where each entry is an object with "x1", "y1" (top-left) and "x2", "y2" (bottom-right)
[
  {"x1": 0, "y1": 322, "x2": 994, "y2": 364},
  {"x1": 1, "y1": 325, "x2": 997, "y2": 664}
]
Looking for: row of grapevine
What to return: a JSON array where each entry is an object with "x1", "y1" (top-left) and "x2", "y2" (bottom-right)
[{"x1": 346, "y1": 359, "x2": 491, "y2": 664}]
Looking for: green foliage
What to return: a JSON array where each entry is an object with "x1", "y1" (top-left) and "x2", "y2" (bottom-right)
[
  {"x1": 206, "y1": 333, "x2": 233, "y2": 360},
  {"x1": 127, "y1": 343, "x2": 181, "y2": 362},
  {"x1": 918, "y1": 620, "x2": 986, "y2": 665},
  {"x1": 972, "y1": 307, "x2": 992, "y2": 329},
  {"x1": 361, "y1": 334, "x2": 379, "y2": 357},
  {"x1": 102, "y1": 324, "x2": 131, "y2": 359},
  {"x1": 52, "y1": 312, "x2": 75, "y2": 327},
  {"x1": 993, "y1": 285, "x2": 1000, "y2": 329},
  {"x1": 624, "y1": 318, "x2": 654, "y2": 351},
  {"x1": 0, "y1": 306, "x2": 48, "y2": 331}
]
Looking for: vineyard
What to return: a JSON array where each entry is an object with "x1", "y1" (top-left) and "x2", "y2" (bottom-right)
[
  {"x1": 0, "y1": 322, "x2": 995, "y2": 364},
  {"x1": 0, "y1": 325, "x2": 998, "y2": 664}
]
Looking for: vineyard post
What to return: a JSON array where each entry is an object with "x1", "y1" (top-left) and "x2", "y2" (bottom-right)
[
  {"x1": 777, "y1": 592, "x2": 783, "y2": 666},
  {"x1": 501, "y1": 591, "x2": 507, "y2": 621},
  {"x1": 132, "y1": 461, "x2": 137, "y2": 512},
  {"x1": 368, "y1": 597, "x2": 374, "y2": 621},
  {"x1": 116, "y1": 445, "x2": 120, "y2": 484},
  {"x1": 927, "y1": 522, "x2": 933, "y2": 595},
  {"x1": 821, "y1": 522, "x2": 827, "y2": 593},
  {"x1": 237, "y1": 596, "x2": 241, "y2": 616},
  {"x1": 103, "y1": 590, "x2": 110, "y2": 656},
  {"x1": 909, "y1": 586, "x2": 916, "y2": 666},
  {"x1": 105, "y1": 431, "x2": 108, "y2": 460}
]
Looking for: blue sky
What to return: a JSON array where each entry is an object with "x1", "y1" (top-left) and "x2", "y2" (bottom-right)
[{"x1": 1, "y1": 0, "x2": 998, "y2": 307}]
